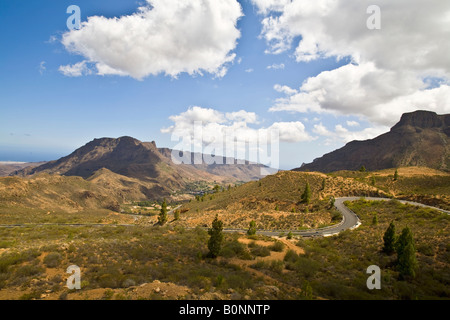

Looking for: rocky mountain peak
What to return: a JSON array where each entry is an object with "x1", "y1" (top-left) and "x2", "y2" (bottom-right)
[{"x1": 391, "y1": 110, "x2": 447, "y2": 131}]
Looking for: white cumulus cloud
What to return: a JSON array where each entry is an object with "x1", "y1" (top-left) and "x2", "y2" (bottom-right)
[
  {"x1": 346, "y1": 121, "x2": 359, "y2": 127},
  {"x1": 162, "y1": 106, "x2": 314, "y2": 146},
  {"x1": 313, "y1": 122, "x2": 388, "y2": 145},
  {"x1": 274, "y1": 84, "x2": 297, "y2": 96},
  {"x1": 58, "y1": 61, "x2": 92, "y2": 77},
  {"x1": 60, "y1": 0, "x2": 243, "y2": 80},
  {"x1": 267, "y1": 63, "x2": 285, "y2": 70},
  {"x1": 252, "y1": 0, "x2": 450, "y2": 127}
]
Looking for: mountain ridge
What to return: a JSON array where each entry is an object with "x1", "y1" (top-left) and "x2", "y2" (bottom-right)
[
  {"x1": 11, "y1": 136, "x2": 269, "y2": 199},
  {"x1": 295, "y1": 110, "x2": 450, "y2": 173}
]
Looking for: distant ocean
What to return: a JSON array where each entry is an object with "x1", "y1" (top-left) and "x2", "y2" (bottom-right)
[
  {"x1": 0, "y1": 150, "x2": 64, "y2": 163},
  {"x1": 0, "y1": 161, "x2": 27, "y2": 164}
]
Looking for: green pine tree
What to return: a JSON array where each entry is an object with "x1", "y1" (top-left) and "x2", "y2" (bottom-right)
[
  {"x1": 359, "y1": 165, "x2": 366, "y2": 172},
  {"x1": 383, "y1": 221, "x2": 397, "y2": 255},
  {"x1": 394, "y1": 169, "x2": 399, "y2": 181},
  {"x1": 247, "y1": 220, "x2": 257, "y2": 236},
  {"x1": 397, "y1": 240, "x2": 417, "y2": 279},
  {"x1": 174, "y1": 209, "x2": 180, "y2": 221},
  {"x1": 158, "y1": 199, "x2": 168, "y2": 225},
  {"x1": 396, "y1": 226, "x2": 415, "y2": 259},
  {"x1": 301, "y1": 182, "x2": 312, "y2": 205},
  {"x1": 301, "y1": 281, "x2": 313, "y2": 300},
  {"x1": 207, "y1": 215, "x2": 224, "y2": 258},
  {"x1": 372, "y1": 214, "x2": 378, "y2": 226}
]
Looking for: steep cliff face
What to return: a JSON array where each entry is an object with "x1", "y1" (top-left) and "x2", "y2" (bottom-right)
[
  {"x1": 294, "y1": 111, "x2": 450, "y2": 173},
  {"x1": 391, "y1": 111, "x2": 450, "y2": 131}
]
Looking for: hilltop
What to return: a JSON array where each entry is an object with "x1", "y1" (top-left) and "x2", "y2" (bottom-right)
[{"x1": 295, "y1": 111, "x2": 450, "y2": 172}]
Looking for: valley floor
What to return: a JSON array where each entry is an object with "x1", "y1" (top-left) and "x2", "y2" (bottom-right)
[{"x1": 0, "y1": 198, "x2": 449, "y2": 300}]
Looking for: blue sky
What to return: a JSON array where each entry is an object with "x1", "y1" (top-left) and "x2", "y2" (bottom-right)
[{"x1": 1, "y1": 0, "x2": 449, "y2": 169}]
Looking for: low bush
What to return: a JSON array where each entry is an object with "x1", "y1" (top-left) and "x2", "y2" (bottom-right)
[
  {"x1": 43, "y1": 252, "x2": 62, "y2": 268},
  {"x1": 250, "y1": 245, "x2": 271, "y2": 257},
  {"x1": 269, "y1": 241, "x2": 285, "y2": 252}
]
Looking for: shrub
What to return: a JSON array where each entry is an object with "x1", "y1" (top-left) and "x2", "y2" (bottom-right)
[
  {"x1": 103, "y1": 289, "x2": 115, "y2": 300},
  {"x1": 293, "y1": 257, "x2": 319, "y2": 279},
  {"x1": 250, "y1": 245, "x2": 271, "y2": 257},
  {"x1": 269, "y1": 241, "x2": 285, "y2": 252},
  {"x1": 43, "y1": 252, "x2": 62, "y2": 268},
  {"x1": 372, "y1": 214, "x2": 378, "y2": 226},
  {"x1": 58, "y1": 291, "x2": 69, "y2": 300},
  {"x1": 0, "y1": 253, "x2": 24, "y2": 274},
  {"x1": 220, "y1": 240, "x2": 252, "y2": 260},
  {"x1": 19, "y1": 291, "x2": 42, "y2": 300},
  {"x1": 269, "y1": 260, "x2": 284, "y2": 274},
  {"x1": 122, "y1": 278, "x2": 136, "y2": 288},
  {"x1": 14, "y1": 264, "x2": 44, "y2": 278},
  {"x1": 0, "y1": 241, "x2": 14, "y2": 249},
  {"x1": 284, "y1": 249, "x2": 299, "y2": 263},
  {"x1": 225, "y1": 274, "x2": 254, "y2": 291},
  {"x1": 250, "y1": 260, "x2": 268, "y2": 269},
  {"x1": 417, "y1": 244, "x2": 434, "y2": 257},
  {"x1": 284, "y1": 250, "x2": 299, "y2": 270},
  {"x1": 331, "y1": 209, "x2": 342, "y2": 222}
]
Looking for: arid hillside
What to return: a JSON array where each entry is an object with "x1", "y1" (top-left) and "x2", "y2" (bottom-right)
[
  {"x1": 179, "y1": 170, "x2": 386, "y2": 230},
  {"x1": 178, "y1": 167, "x2": 450, "y2": 230}
]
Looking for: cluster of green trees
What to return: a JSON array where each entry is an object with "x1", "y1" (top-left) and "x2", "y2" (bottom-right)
[
  {"x1": 135, "y1": 201, "x2": 154, "y2": 207},
  {"x1": 383, "y1": 222, "x2": 417, "y2": 278}
]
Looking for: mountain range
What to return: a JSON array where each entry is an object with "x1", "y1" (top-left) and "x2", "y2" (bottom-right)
[
  {"x1": 5, "y1": 110, "x2": 449, "y2": 203},
  {"x1": 10, "y1": 136, "x2": 268, "y2": 200},
  {"x1": 1, "y1": 109, "x2": 449, "y2": 216}
]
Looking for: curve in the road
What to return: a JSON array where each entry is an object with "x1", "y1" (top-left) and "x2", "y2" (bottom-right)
[{"x1": 225, "y1": 197, "x2": 450, "y2": 238}]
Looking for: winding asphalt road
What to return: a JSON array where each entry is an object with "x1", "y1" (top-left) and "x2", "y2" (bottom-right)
[
  {"x1": 223, "y1": 197, "x2": 450, "y2": 238},
  {"x1": 0, "y1": 198, "x2": 448, "y2": 238}
]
